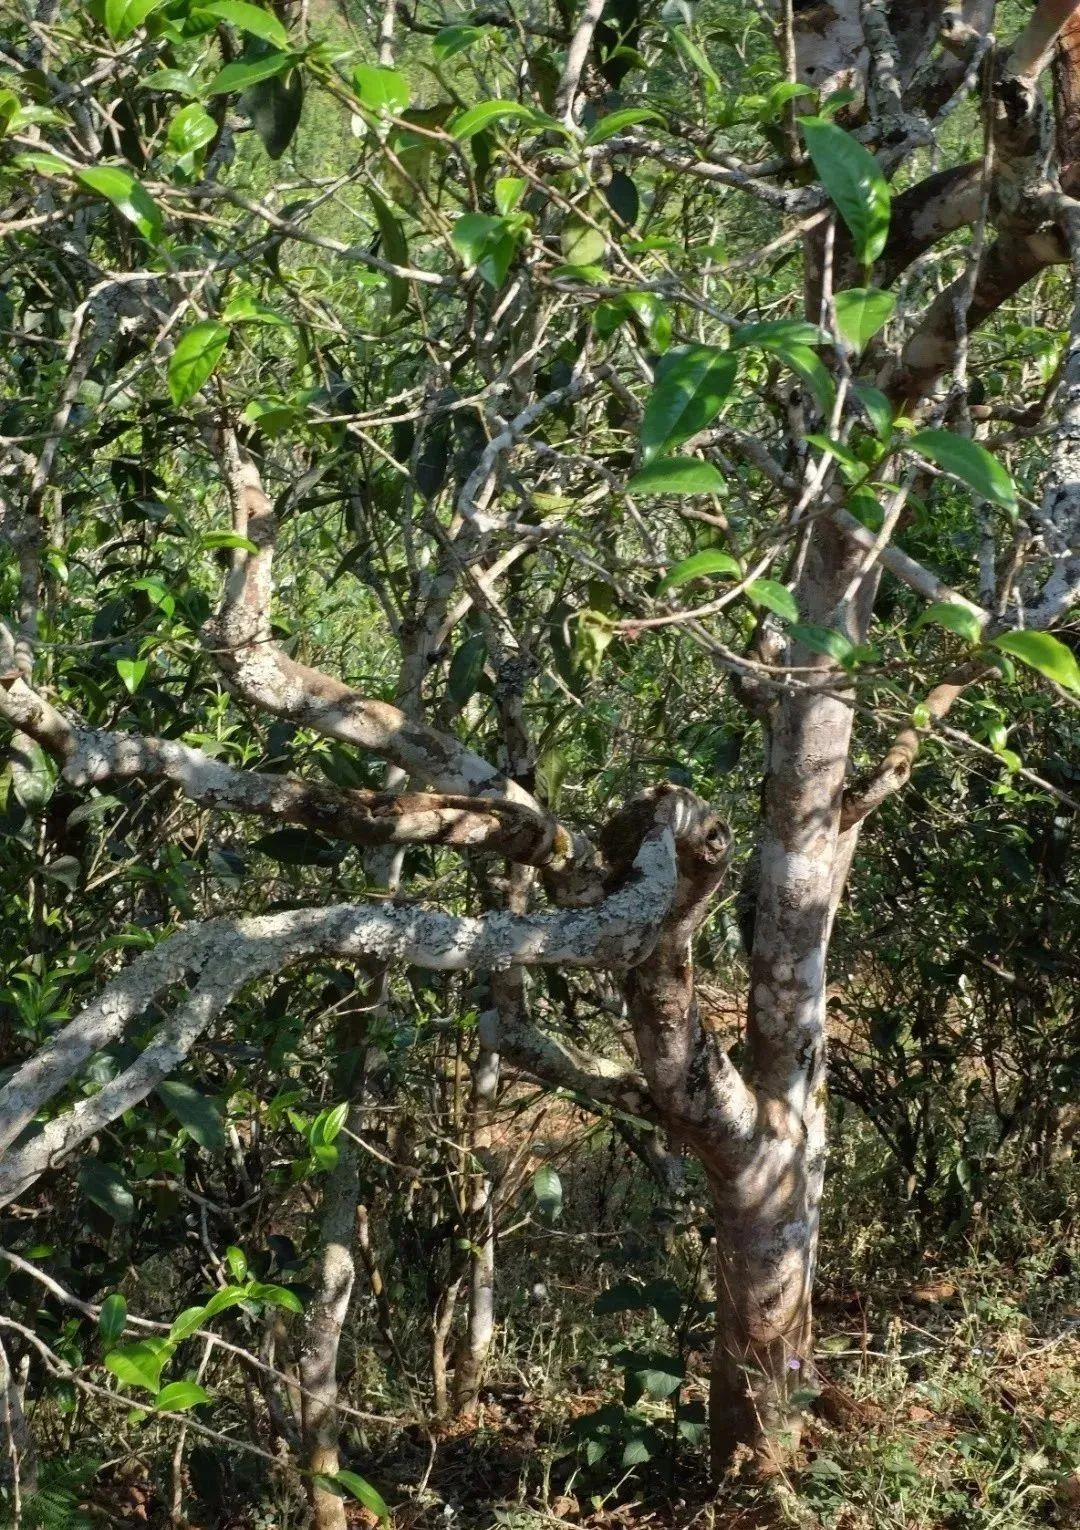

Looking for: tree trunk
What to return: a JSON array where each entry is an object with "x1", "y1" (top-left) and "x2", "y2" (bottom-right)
[
  {"x1": 452, "y1": 1006, "x2": 500, "y2": 1415},
  {"x1": 707, "y1": 1132, "x2": 815, "y2": 1475},
  {"x1": 300, "y1": 1083, "x2": 361, "y2": 1530},
  {"x1": 711, "y1": 523, "x2": 873, "y2": 1475}
]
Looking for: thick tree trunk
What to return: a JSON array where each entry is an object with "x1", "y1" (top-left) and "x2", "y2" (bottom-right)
[
  {"x1": 707, "y1": 1134, "x2": 815, "y2": 1474},
  {"x1": 709, "y1": 524, "x2": 872, "y2": 1476}
]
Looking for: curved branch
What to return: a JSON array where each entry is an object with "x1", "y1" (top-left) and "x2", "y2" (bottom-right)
[{"x1": 0, "y1": 823, "x2": 681, "y2": 1207}]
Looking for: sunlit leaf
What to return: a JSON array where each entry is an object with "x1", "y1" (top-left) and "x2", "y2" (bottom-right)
[
  {"x1": 657, "y1": 550, "x2": 741, "y2": 595},
  {"x1": 76, "y1": 166, "x2": 162, "y2": 243},
  {"x1": 992, "y1": 630, "x2": 1080, "y2": 691},
  {"x1": 627, "y1": 458, "x2": 726, "y2": 495},
  {"x1": 168, "y1": 320, "x2": 231, "y2": 404},
  {"x1": 909, "y1": 429, "x2": 1018, "y2": 516},
  {"x1": 801, "y1": 117, "x2": 890, "y2": 266},
  {"x1": 199, "y1": 1, "x2": 289, "y2": 50}
]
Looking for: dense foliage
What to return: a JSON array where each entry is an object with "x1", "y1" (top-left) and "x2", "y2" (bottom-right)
[{"x1": 0, "y1": 1, "x2": 1078, "y2": 1526}]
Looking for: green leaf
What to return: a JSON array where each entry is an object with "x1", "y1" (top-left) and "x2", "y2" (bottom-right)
[
  {"x1": 244, "y1": 66, "x2": 304, "y2": 158},
  {"x1": 451, "y1": 212, "x2": 520, "y2": 289},
  {"x1": 657, "y1": 550, "x2": 741, "y2": 595},
  {"x1": 201, "y1": 1286, "x2": 250, "y2": 1320},
  {"x1": 199, "y1": 1, "x2": 289, "y2": 50},
  {"x1": 789, "y1": 624, "x2": 856, "y2": 664},
  {"x1": 641, "y1": 345, "x2": 737, "y2": 461},
  {"x1": 833, "y1": 287, "x2": 895, "y2": 352},
  {"x1": 144, "y1": 69, "x2": 202, "y2": 96},
  {"x1": 246, "y1": 1281, "x2": 303, "y2": 1312},
  {"x1": 79, "y1": 1159, "x2": 134, "y2": 1224},
  {"x1": 104, "y1": 0, "x2": 165, "y2": 40},
  {"x1": 14, "y1": 151, "x2": 71, "y2": 175},
  {"x1": 167, "y1": 103, "x2": 217, "y2": 155},
  {"x1": 992, "y1": 630, "x2": 1080, "y2": 692},
  {"x1": 115, "y1": 657, "x2": 147, "y2": 694},
  {"x1": 353, "y1": 64, "x2": 409, "y2": 115},
  {"x1": 912, "y1": 601, "x2": 985, "y2": 645},
  {"x1": 168, "y1": 320, "x2": 230, "y2": 404},
  {"x1": 532, "y1": 1163, "x2": 563, "y2": 1220},
  {"x1": 448, "y1": 633, "x2": 486, "y2": 706},
  {"x1": 801, "y1": 117, "x2": 890, "y2": 266},
  {"x1": 494, "y1": 176, "x2": 526, "y2": 215},
  {"x1": 747, "y1": 579, "x2": 798, "y2": 622},
  {"x1": 772, "y1": 342, "x2": 836, "y2": 416},
  {"x1": 168, "y1": 1306, "x2": 208, "y2": 1345},
  {"x1": 156, "y1": 1078, "x2": 227, "y2": 1150},
  {"x1": 200, "y1": 529, "x2": 257, "y2": 552},
  {"x1": 105, "y1": 1340, "x2": 168, "y2": 1394},
  {"x1": 155, "y1": 1381, "x2": 211, "y2": 1412},
  {"x1": 206, "y1": 52, "x2": 295, "y2": 95},
  {"x1": 731, "y1": 318, "x2": 828, "y2": 349},
  {"x1": 561, "y1": 212, "x2": 606, "y2": 266},
  {"x1": 98, "y1": 1293, "x2": 128, "y2": 1345},
  {"x1": 76, "y1": 166, "x2": 162, "y2": 243},
  {"x1": 432, "y1": 25, "x2": 487, "y2": 61},
  {"x1": 449, "y1": 100, "x2": 541, "y2": 139},
  {"x1": 585, "y1": 108, "x2": 663, "y2": 145},
  {"x1": 315, "y1": 1473, "x2": 389, "y2": 1521},
  {"x1": 854, "y1": 383, "x2": 893, "y2": 440},
  {"x1": 613, "y1": 1349, "x2": 684, "y2": 1402},
  {"x1": 221, "y1": 293, "x2": 288, "y2": 325},
  {"x1": 366, "y1": 186, "x2": 409, "y2": 312},
  {"x1": 251, "y1": 827, "x2": 345, "y2": 865},
  {"x1": 225, "y1": 1246, "x2": 248, "y2": 1282},
  {"x1": 909, "y1": 429, "x2": 1019, "y2": 516},
  {"x1": 627, "y1": 458, "x2": 725, "y2": 495}
]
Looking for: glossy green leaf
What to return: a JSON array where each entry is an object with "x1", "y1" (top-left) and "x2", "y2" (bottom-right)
[
  {"x1": 98, "y1": 1293, "x2": 127, "y2": 1344},
  {"x1": 206, "y1": 52, "x2": 295, "y2": 95},
  {"x1": 157, "y1": 1078, "x2": 226, "y2": 1150},
  {"x1": 913, "y1": 601, "x2": 985, "y2": 645},
  {"x1": 801, "y1": 117, "x2": 890, "y2": 266},
  {"x1": 772, "y1": 341, "x2": 836, "y2": 416},
  {"x1": 76, "y1": 166, "x2": 162, "y2": 243},
  {"x1": 115, "y1": 657, "x2": 147, "y2": 694},
  {"x1": 731, "y1": 318, "x2": 828, "y2": 349},
  {"x1": 246, "y1": 1281, "x2": 304, "y2": 1312},
  {"x1": 105, "y1": 1340, "x2": 168, "y2": 1394},
  {"x1": 201, "y1": 1286, "x2": 250, "y2": 1320},
  {"x1": 225, "y1": 1246, "x2": 248, "y2": 1282},
  {"x1": 853, "y1": 383, "x2": 893, "y2": 439},
  {"x1": 657, "y1": 550, "x2": 740, "y2": 595},
  {"x1": 451, "y1": 212, "x2": 519, "y2": 289},
  {"x1": 155, "y1": 1381, "x2": 211, "y2": 1412},
  {"x1": 144, "y1": 69, "x2": 201, "y2": 96},
  {"x1": 201, "y1": 530, "x2": 257, "y2": 552},
  {"x1": 640, "y1": 345, "x2": 737, "y2": 462},
  {"x1": 585, "y1": 108, "x2": 663, "y2": 145},
  {"x1": 991, "y1": 630, "x2": 1080, "y2": 692},
  {"x1": 104, "y1": 0, "x2": 165, "y2": 40},
  {"x1": 199, "y1": 1, "x2": 289, "y2": 50},
  {"x1": 833, "y1": 287, "x2": 895, "y2": 352},
  {"x1": 432, "y1": 25, "x2": 487, "y2": 61},
  {"x1": 449, "y1": 100, "x2": 541, "y2": 139},
  {"x1": 168, "y1": 1306, "x2": 208, "y2": 1345},
  {"x1": 315, "y1": 1473, "x2": 389, "y2": 1521},
  {"x1": 168, "y1": 320, "x2": 230, "y2": 404},
  {"x1": 167, "y1": 103, "x2": 217, "y2": 155},
  {"x1": 747, "y1": 579, "x2": 798, "y2": 622},
  {"x1": 909, "y1": 429, "x2": 1018, "y2": 516},
  {"x1": 627, "y1": 458, "x2": 726, "y2": 495},
  {"x1": 789, "y1": 624, "x2": 857, "y2": 664},
  {"x1": 353, "y1": 64, "x2": 409, "y2": 116}
]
